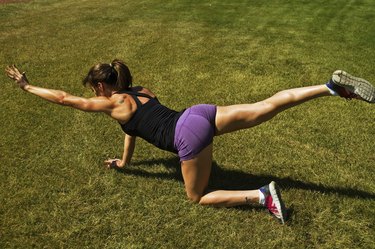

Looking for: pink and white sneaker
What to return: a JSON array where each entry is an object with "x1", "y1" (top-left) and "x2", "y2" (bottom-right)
[{"x1": 259, "y1": 181, "x2": 287, "y2": 224}]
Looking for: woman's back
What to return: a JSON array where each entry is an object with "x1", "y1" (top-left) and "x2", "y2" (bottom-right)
[{"x1": 115, "y1": 87, "x2": 184, "y2": 153}]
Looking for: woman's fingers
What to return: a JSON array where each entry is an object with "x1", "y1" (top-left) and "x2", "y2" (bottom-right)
[
  {"x1": 5, "y1": 66, "x2": 14, "y2": 77},
  {"x1": 104, "y1": 158, "x2": 120, "y2": 169},
  {"x1": 12, "y1": 64, "x2": 19, "y2": 72},
  {"x1": 104, "y1": 159, "x2": 113, "y2": 168},
  {"x1": 5, "y1": 65, "x2": 21, "y2": 80}
]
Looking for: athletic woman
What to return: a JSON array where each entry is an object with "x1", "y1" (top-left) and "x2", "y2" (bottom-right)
[{"x1": 6, "y1": 60, "x2": 375, "y2": 224}]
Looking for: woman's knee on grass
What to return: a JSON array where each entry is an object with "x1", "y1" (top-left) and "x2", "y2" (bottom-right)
[
  {"x1": 186, "y1": 190, "x2": 203, "y2": 204},
  {"x1": 185, "y1": 188, "x2": 219, "y2": 206}
]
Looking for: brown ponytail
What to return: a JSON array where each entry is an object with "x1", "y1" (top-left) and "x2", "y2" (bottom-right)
[
  {"x1": 111, "y1": 59, "x2": 132, "y2": 90},
  {"x1": 82, "y1": 59, "x2": 132, "y2": 90}
]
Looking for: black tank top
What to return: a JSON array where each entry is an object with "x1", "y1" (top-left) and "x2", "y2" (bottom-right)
[{"x1": 117, "y1": 90, "x2": 184, "y2": 153}]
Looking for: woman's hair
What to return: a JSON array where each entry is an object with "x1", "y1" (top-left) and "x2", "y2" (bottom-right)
[{"x1": 82, "y1": 59, "x2": 132, "y2": 90}]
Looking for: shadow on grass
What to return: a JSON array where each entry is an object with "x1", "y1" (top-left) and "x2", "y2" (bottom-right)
[{"x1": 115, "y1": 157, "x2": 375, "y2": 200}]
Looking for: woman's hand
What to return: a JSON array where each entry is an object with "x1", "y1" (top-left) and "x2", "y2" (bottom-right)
[
  {"x1": 5, "y1": 65, "x2": 29, "y2": 89},
  {"x1": 104, "y1": 158, "x2": 125, "y2": 169}
]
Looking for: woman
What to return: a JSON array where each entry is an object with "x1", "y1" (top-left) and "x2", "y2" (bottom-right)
[{"x1": 6, "y1": 60, "x2": 375, "y2": 224}]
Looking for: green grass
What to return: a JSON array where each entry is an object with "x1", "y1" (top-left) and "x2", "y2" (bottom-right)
[{"x1": 1, "y1": 0, "x2": 375, "y2": 248}]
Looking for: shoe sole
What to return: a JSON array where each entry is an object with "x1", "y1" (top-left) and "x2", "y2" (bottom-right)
[
  {"x1": 269, "y1": 181, "x2": 287, "y2": 224},
  {"x1": 332, "y1": 70, "x2": 375, "y2": 103}
]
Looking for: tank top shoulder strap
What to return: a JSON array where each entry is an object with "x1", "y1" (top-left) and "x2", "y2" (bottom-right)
[{"x1": 116, "y1": 90, "x2": 153, "y2": 108}]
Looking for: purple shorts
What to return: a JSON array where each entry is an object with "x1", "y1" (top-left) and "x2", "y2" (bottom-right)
[{"x1": 174, "y1": 104, "x2": 217, "y2": 161}]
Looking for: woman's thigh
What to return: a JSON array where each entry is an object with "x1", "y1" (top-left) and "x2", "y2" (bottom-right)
[
  {"x1": 180, "y1": 143, "x2": 213, "y2": 203},
  {"x1": 215, "y1": 102, "x2": 274, "y2": 135},
  {"x1": 214, "y1": 86, "x2": 330, "y2": 135}
]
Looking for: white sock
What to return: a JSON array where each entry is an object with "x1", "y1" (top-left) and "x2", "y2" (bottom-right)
[{"x1": 258, "y1": 189, "x2": 265, "y2": 205}]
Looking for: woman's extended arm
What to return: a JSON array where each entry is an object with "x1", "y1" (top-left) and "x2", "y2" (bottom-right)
[
  {"x1": 5, "y1": 65, "x2": 113, "y2": 113},
  {"x1": 104, "y1": 134, "x2": 136, "y2": 169}
]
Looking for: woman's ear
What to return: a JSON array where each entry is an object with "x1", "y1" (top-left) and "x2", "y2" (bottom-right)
[{"x1": 97, "y1": 82, "x2": 104, "y2": 92}]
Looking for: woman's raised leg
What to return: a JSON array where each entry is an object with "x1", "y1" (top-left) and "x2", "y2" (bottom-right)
[
  {"x1": 216, "y1": 69, "x2": 375, "y2": 135},
  {"x1": 215, "y1": 85, "x2": 331, "y2": 135}
]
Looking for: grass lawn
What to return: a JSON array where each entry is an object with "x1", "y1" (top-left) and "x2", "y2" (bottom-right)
[{"x1": 1, "y1": 0, "x2": 374, "y2": 248}]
